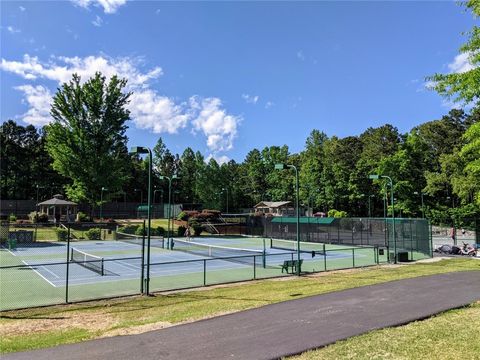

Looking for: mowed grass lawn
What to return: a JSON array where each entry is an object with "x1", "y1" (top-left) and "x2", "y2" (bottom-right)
[{"x1": 0, "y1": 258, "x2": 479, "y2": 357}]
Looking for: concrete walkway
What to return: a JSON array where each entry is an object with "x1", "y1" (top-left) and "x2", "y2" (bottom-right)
[{"x1": 5, "y1": 271, "x2": 480, "y2": 360}]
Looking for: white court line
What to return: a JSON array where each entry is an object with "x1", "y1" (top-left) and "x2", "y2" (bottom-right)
[
  {"x1": 21, "y1": 260, "x2": 57, "y2": 288},
  {"x1": 112, "y1": 260, "x2": 141, "y2": 271},
  {"x1": 40, "y1": 264, "x2": 61, "y2": 279},
  {"x1": 1, "y1": 245, "x2": 17, "y2": 257}
]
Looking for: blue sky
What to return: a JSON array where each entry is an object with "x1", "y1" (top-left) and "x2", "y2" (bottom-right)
[{"x1": 1, "y1": 1, "x2": 476, "y2": 163}]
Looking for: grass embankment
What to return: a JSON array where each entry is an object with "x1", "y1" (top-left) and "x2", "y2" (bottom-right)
[
  {"x1": 1, "y1": 258, "x2": 479, "y2": 356},
  {"x1": 291, "y1": 301, "x2": 480, "y2": 360}
]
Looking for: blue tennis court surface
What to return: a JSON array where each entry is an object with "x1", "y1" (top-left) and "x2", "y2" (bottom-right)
[{"x1": 5, "y1": 236, "x2": 365, "y2": 288}]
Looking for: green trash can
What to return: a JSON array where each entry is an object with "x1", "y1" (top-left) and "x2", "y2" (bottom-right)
[{"x1": 8, "y1": 238, "x2": 17, "y2": 250}]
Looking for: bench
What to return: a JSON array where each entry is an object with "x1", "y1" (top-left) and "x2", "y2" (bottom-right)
[{"x1": 281, "y1": 259, "x2": 303, "y2": 274}]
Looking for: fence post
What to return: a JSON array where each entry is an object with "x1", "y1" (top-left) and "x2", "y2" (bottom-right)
[
  {"x1": 141, "y1": 219, "x2": 146, "y2": 294},
  {"x1": 323, "y1": 243, "x2": 327, "y2": 271},
  {"x1": 65, "y1": 224, "x2": 71, "y2": 304},
  {"x1": 203, "y1": 259, "x2": 207, "y2": 286}
]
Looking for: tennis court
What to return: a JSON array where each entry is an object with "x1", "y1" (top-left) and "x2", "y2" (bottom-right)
[{"x1": 0, "y1": 234, "x2": 380, "y2": 311}]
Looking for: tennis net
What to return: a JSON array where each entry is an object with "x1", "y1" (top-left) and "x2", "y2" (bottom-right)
[
  {"x1": 70, "y1": 247, "x2": 105, "y2": 275},
  {"x1": 270, "y1": 238, "x2": 326, "y2": 255},
  {"x1": 116, "y1": 232, "x2": 165, "y2": 248},
  {"x1": 172, "y1": 238, "x2": 265, "y2": 266}
]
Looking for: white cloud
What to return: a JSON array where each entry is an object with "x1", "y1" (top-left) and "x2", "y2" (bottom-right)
[
  {"x1": 241, "y1": 94, "x2": 259, "y2": 104},
  {"x1": 448, "y1": 52, "x2": 475, "y2": 74},
  {"x1": 155, "y1": 9, "x2": 161, "y2": 15},
  {"x1": 129, "y1": 90, "x2": 190, "y2": 134},
  {"x1": 92, "y1": 15, "x2": 103, "y2": 27},
  {"x1": 71, "y1": 0, "x2": 127, "y2": 14},
  {"x1": 2, "y1": 54, "x2": 241, "y2": 156},
  {"x1": 7, "y1": 26, "x2": 21, "y2": 34},
  {"x1": 0, "y1": 54, "x2": 162, "y2": 87},
  {"x1": 19, "y1": 6, "x2": 26, "y2": 11},
  {"x1": 206, "y1": 154, "x2": 230, "y2": 165},
  {"x1": 297, "y1": 50, "x2": 305, "y2": 61},
  {"x1": 265, "y1": 101, "x2": 274, "y2": 109},
  {"x1": 190, "y1": 96, "x2": 241, "y2": 152},
  {"x1": 14, "y1": 85, "x2": 52, "y2": 126}
]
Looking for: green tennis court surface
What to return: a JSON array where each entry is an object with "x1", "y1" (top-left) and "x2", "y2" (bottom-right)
[{"x1": 0, "y1": 236, "x2": 381, "y2": 311}]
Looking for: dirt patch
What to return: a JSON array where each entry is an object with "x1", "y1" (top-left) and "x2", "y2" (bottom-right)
[
  {"x1": 0, "y1": 311, "x2": 115, "y2": 337},
  {"x1": 101, "y1": 321, "x2": 172, "y2": 338}
]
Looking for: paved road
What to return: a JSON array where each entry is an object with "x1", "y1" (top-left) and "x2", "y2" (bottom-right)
[{"x1": 5, "y1": 271, "x2": 480, "y2": 360}]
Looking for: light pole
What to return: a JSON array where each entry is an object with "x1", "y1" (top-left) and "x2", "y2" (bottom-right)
[
  {"x1": 160, "y1": 174, "x2": 178, "y2": 249},
  {"x1": 369, "y1": 174, "x2": 396, "y2": 264},
  {"x1": 130, "y1": 146, "x2": 152, "y2": 295},
  {"x1": 154, "y1": 188, "x2": 163, "y2": 219},
  {"x1": 368, "y1": 195, "x2": 374, "y2": 218},
  {"x1": 36, "y1": 185, "x2": 44, "y2": 212},
  {"x1": 222, "y1": 187, "x2": 229, "y2": 214},
  {"x1": 413, "y1": 191, "x2": 425, "y2": 218},
  {"x1": 100, "y1": 187, "x2": 108, "y2": 219},
  {"x1": 275, "y1": 163, "x2": 301, "y2": 275}
]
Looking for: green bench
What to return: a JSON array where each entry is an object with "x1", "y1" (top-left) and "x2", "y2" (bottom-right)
[{"x1": 281, "y1": 259, "x2": 303, "y2": 274}]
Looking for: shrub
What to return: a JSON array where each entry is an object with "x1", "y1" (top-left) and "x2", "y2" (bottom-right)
[
  {"x1": 177, "y1": 211, "x2": 200, "y2": 221},
  {"x1": 177, "y1": 225, "x2": 186, "y2": 237},
  {"x1": 156, "y1": 226, "x2": 165, "y2": 236},
  {"x1": 37, "y1": 213, "x2": 49, "y2": 223},
  {"x1": 85, "y1": 228, "x2": 102, "y2": 240},
  {"x1": 28, "y1": 211, "x2": 39, "y2": 222},
  {"x1": 135, "y1": 226, "x2": 146, "y2": 236},
  {"x1": 9, "y1": 213, "x2": 17, "y2": 222},
  {"x1": 56, "y1": 228, "x2": 68, "y2": 241},
  {"x1": 190, "y1": 221, "x2": 204, "y2": 236},
  {"x1": 76, "y1": 212, "x2": 90, "y2": 222},
  {"x1": 327, "y1": 209, "x2": 347, "y2": 218},
  {"x1": 117, "y1": 225, "x2": 139, "y2": 234}
]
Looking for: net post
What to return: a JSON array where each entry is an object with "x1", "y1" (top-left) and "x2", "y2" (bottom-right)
[
  {"x1": 253, "y1": 255, "x2": 256, "y2": 279},
  {"x1": 352, "y1": 248, "x2": 355, "y2": 268},
  {"x1": 101, "y1": 258, "x2": 104, "y2": 276}
]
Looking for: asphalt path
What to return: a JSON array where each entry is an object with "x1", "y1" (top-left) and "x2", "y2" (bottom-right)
[{"x1": 5, "y1": 271, "x2": 480, "y2": 360}]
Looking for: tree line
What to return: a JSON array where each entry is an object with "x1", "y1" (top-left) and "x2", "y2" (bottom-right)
[{"x1": 1, "y1": 1, "x2": 479, "y2": 225}]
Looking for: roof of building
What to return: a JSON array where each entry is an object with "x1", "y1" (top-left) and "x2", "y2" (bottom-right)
[
  {"x1": 253, "y1": 201, "x2": 292, "y2": 209},
  {"x1": 37, "y1": 197, "x2": 77, "y2": 206}
]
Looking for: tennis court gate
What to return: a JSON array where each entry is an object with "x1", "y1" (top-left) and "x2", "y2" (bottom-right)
[{"x1": 264, "y1": 217, "x2": 432, "y2": 261}]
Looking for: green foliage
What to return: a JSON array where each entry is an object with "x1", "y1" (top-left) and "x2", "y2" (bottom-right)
[
  {"x1": 177, "y1": 211, "x2": 188, "y2": 221},
  {"x1": 85, "y1": 228, "x2": 102, "y2": 240},
  {"x1": 327, "y1": 209, "x2": 347, "y2": 218},
  {"x1": 28, "y1": 212, "x2": 49, "y2": 223},
  {"x1": 45, "y1": 72, "x2": 131, "y2": 206},
  {"x1": 55, "y1": 228, "x2": 68, "y2": 241},
  {"x1": 8, "y1": 213, "x2": 17, "y2": 222},
  {"x1": 135, "y1": 226, "x2": 146, "y2": 236},
  {"x1": 75, "y1": 212, "x2": 90, "y2": 222},
  {"x1": 177, "y1": 225, "x2": 187, "y2": 237},
  {"x1": 190, "y1": 221, "x2": 204, "y2": 236},
  {"x1": 156, "y1": 226, "x2": 165, "y2": 236},
  {"x1": 117, "y1": 225, "x2": 139, "y2": 234}
]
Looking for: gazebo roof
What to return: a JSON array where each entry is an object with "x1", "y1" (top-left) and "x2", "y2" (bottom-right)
[
  {"x1": 37, "y1": 197, "x2": 77, "y2": 206},
  {"x1": 254, "y1": 201, "x2": 292, "y2": 209}
]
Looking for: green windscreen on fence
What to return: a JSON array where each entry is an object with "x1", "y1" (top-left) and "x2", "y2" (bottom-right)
[{"x1": 265, "y1": 217, "x2": 432, "y2": 261}]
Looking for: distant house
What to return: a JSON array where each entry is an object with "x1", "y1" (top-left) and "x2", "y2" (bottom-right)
[{"x1": 253, "y1": 201, "x2": 294, "y2": 216}]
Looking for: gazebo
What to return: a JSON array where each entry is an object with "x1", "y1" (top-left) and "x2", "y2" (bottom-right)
[{"x1": 37, "y1": 194, "x2": 78, "y2": 223}]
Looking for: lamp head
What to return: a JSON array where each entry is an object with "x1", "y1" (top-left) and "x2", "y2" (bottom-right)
[
  {"x1": 130, "y1": 146, "x2": 148, "y2": 154},
  {"x1": 275, "y1": 163, "x2": 287, "y2": 170},
  {"x1": 368, "y1": 174, "x2": 380, "y2": 180}
]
